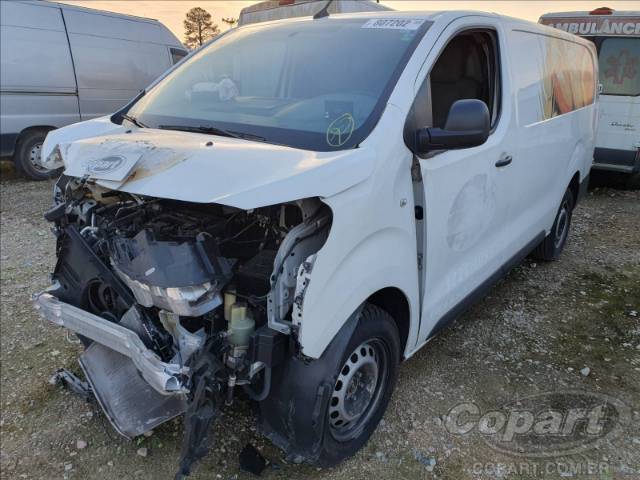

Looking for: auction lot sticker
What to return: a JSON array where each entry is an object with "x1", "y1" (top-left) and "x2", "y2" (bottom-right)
[{"x1": 362, "y1": 18, "x2": 424, "y2": 30}]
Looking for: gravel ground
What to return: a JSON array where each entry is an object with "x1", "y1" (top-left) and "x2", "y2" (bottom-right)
[{"x1": 1, "y1": 176, "x2": 639, "y2": 480}]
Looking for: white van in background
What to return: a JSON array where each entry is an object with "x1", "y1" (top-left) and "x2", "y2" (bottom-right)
[
  {"x1": 238, "y1": 0, "x2": 391, "y2": 26},
  {"x1": 0, "y1": 0, "x2": 187, "y2": 179},
  {"x1": 540, "y1": 8, "x2": 640, "y2": 187}
]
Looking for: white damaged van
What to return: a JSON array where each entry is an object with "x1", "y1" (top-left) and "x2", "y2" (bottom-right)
[{"x1": 34, "y1": 11, "x2": 597, "y2": 477}]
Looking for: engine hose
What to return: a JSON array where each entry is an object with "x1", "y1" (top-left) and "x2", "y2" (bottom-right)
[{"x1": 242, "y1": 366, "x2": 272, "y2": 402}]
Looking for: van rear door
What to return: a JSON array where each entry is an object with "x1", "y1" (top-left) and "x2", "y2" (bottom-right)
[{"x1": 594, "y1": 36, "x2": 640, "y2": 171}]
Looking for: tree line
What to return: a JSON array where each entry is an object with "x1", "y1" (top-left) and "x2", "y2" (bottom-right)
[{"x1": 183, "y1": 7, "x2": 237, "y2": 49}]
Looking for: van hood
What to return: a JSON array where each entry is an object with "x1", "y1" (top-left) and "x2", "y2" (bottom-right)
[{"x1": 56, "y1": 127, "x2": 376, "y2": 209}]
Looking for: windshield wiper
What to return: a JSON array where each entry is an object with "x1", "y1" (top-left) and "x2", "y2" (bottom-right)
[
  {"x1": 120, "y1": 113, "x2": 147, "y2": 128},
  {"x1": 158, "y1": 124, "x2": 245, "y2": 139}
]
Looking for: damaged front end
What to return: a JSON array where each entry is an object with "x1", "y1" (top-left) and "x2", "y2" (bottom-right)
[{"x1": 34, "y1": 175, "x2": 331, "y2": 476}]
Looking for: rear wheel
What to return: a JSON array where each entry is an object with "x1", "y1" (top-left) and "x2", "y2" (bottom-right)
[
  {"x1": 532, "y1": 187, "x2": 574, "y2": 261},
  {"x1": 625, "y1": 172, "x2": 640, "y2": 190},
  {"x1": 14, "y1": 129, "x2": 61, "y2": 180}
]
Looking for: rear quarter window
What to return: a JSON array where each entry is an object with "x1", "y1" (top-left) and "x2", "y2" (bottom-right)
[{"x1": 509, "y1": 30, "x2": 596, "y2": 126}]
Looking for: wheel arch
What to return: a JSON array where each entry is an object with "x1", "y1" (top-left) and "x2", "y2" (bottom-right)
[
  {"x1": 14, "y1": 125, "x2": 57, "y2": 155},
  {"x1": 366, "y1": 287, "x2": 410, "y2": 359},
  {"x1": 17, "y1": 125, "x2": 57, "y2": 140},
  {"x1": 13, "y1": 126, "x2": 60, "y2": 179},
  {"x1": 568, "y1": 170, "x2": 580, "y2": 206}
]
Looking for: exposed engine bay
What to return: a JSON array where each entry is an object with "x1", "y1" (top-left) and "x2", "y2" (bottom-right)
[{"x1": 34, "y1": 175, "x2": 331, "y2": 477}]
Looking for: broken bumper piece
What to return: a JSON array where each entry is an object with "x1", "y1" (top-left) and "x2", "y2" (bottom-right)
[
  {"x1": 33, "y1": 292, "x2": 188, "y2": 395},
  {"x1": 80, "y1": 342, "x2": 186, "y2": 439}
]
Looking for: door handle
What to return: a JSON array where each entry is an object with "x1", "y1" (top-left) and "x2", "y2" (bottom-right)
[{"x1": 495, "y1": 155, "x2": 512, "y2": 168}]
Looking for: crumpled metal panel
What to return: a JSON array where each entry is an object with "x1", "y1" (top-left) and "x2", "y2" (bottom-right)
[{"x1": 79, "y1": 343, "x2": 186, "y2": 439}]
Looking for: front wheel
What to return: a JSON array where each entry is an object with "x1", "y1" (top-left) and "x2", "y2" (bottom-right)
[
  {"x1": 318, "y1": 304, "x2": 400, "y2": 466},
  {"x1": 532, "y1": 187, "x2": 574, "y2": 261},
  {"x1": 258, "y1": 304, "x2": 400, "y2": 467}
]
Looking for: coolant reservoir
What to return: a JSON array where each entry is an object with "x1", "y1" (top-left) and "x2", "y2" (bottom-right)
[
  {"x1": 228, "y1": 302, "x2": 255, "y2": 347},
  {"x1": 223, "y1": 291, "x2": 237, "y2": 322}
]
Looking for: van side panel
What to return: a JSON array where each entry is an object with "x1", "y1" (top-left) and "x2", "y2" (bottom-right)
[
  {"x1": 61, "y1": 8, "x2": 182, "y2": 46},
  {"x1": 62, "y1": 9, "x2": 174, "y2": 119},
  {"x1": 539, "y1": 13, "x2": 639, "y2": 173},
  {"x1": 506, "y1": 28, "x2": 596, "y2": 244},
  {"x1": 0, "y1": 1, "x2": 79, "y2": 153}
]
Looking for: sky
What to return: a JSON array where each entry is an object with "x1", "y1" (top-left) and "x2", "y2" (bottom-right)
[{"x1": 59, "y1": 1, "x2": 640, "y2": 41}]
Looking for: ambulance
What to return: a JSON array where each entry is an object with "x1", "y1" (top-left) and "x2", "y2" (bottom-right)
[{"x1": 540, "y1": 7, "x2": 640, "y2": 186}]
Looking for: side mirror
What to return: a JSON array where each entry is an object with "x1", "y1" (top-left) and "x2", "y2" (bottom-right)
[{"x1": 416, "y1": 99, "x2": 490, "y2": 153}]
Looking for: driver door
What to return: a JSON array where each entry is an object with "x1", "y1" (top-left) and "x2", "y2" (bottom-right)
[{"x1": 413, "y1": 21, "x2": 516, "y2": 344}]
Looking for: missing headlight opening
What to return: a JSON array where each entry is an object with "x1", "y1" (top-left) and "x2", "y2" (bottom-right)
[{"x1": 34, "y1": 175, "x2": 331, "y2": 477}]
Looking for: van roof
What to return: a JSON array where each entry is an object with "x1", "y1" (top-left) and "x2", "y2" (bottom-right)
[
  {"x1": 239, "y1": 9, "x2": 499, "y2": 27},
  {"x1": 236, "y1": 9, "x2": 594, "y2": 49},
  {"x1": 19, "y1": 0, "x2": 162, "y2": 25},
  {"x1": 236, "y1": 9, "x2": 579, "y2": 32}
]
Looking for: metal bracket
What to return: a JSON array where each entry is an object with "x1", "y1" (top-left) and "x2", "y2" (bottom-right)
[
  {"x1": 175, "y1": 335, "x2": 227, "y2": 480},
  {"x1": 49, "y1": 368, "x2": 93, "y2": 401}
]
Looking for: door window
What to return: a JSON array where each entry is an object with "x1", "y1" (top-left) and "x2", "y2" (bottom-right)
[
  {"x1": 170, "y1": 47, "x2": 189, "y2": 65},
  {"x1": 429, "y1": 32, "x2": 500, "y2": 128},
  {"x1": 405, "y1": 30, "x2": 501, "y2": 152}
]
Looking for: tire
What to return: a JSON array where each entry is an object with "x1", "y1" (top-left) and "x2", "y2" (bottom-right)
[
  {"x1": 625, "y1": 172, "x2": 640, "y2": 190},
  {"x1": 532, "y1": 187, "x2": 574, "y2": 261},
  {"x1": 258, "y1": 304, "x2": 401, "y2": 466},
  {"x1": 317, "y1": 304, "x2": 400, "y2": 467},
  {"x1": 14, "y1": 129, "x2": 61, "y2": 180}
]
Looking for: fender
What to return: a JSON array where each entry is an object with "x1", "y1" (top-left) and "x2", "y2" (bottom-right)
[
  {"x1": 540, "y1": 138, "x2": 590, "y2": 235},
  {"x1": 562, "y1": 139, "x2": 588, "y2": 207},
  {"x1": 298, "y1": 223, "x2": 420, "y2": 359},
  {"x1": 566, "y1": 137, "x2": 593, "y2": 202},
  {"x1": 295, "y1": 105, "x2": 421, "y2": 359}
]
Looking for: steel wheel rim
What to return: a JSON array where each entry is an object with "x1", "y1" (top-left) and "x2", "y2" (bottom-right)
[
  {"x1": 328, "y1": 339, "x2": 388, "y2": 441},
  {"x1": 28, "y1": 142, "x2": 47, "y2": 172},
  {"x1": 554, "y1": 200, "x2": 570, "y2": 249}
]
